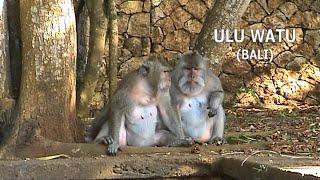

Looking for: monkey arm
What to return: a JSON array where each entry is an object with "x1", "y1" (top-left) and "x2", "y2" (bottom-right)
[
  {"x1": 209, "y1": 91, "x2": 224, "y2": 110},
  {"x1": 160, "y1": 86, "x2": 185, "y2": 139},
  {"x1": 107, "y1": 109, "x2": 124, "y2": 155},
  {"x1": 171, "y1": 105, "x2": 185, "y2": 138},
  {"x1": 207, "y1": 105, "x2": 226, "y2": 145},
  {"x1": 158, "y1": 105, "x2": 185, "y2": 139},
  {"x1": 207, "y1": 89, "x2": 226, "y2": 144},
  {"x1": 207, "y1": 74, "x2": 226, "y2": 145},
  {"x1": 157, "y1": 92, "x2": 185, "y2": 139},
  {"x1": 208, "y1": 74, "x2": 225, "y2": 113}
]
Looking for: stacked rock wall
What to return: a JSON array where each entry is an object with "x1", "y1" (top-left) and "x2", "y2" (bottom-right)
[
  {"x1": 221, "y1": 0, "x2": 320, "y2": 107},
  {"x1": 116, "y1": 0, "x2": 213, "y2": 76},
  {"x1": 90, "y1": 0, "x2": 320, "y2": 112}
]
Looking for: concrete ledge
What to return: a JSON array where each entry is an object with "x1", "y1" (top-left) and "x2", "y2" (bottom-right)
[
  {"x1": 1, "y1": 144, "x2": 320, "y2": 179},
  {"x1": 0, "y1": 154, "x2": 214, "y2": 179},
  {"x1": 1, "y1": 153, "x2": 320, "y2": 179}
]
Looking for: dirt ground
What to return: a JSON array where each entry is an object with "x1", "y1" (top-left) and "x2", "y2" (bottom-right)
[
  {"x1": 225, "y1": 105, "x2": 320, "y2": 157},
  {"x1": 1, "y1": 106, "x2": 319, "y2": 179}
]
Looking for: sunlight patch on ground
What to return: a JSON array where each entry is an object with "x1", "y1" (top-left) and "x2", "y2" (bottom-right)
[{"x1": 280, "y1": 166, "x2": 320, "y2": 177}]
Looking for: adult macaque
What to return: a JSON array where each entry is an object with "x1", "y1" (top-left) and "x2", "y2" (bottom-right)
[
  {"x1": 88, "y1": 55, "x2": 189, "y2": 155},
  {"x1": 170, "y1": 51, "x2": 226, "y2": 145}
]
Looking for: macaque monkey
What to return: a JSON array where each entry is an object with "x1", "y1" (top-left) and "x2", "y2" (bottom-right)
[
  {"x1": 170, "y1": 51, "x2": 226, "y2": 145},
  {"x1": 88, "y1": 55, "x2": 189, "y2": 155}
]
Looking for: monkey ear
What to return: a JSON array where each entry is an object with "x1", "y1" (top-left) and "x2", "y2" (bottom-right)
[{"x1": 138, "y1": 64, "x2": 149, "y2": 76}]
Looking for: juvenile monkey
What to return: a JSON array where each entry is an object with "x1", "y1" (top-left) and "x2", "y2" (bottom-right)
[
  {"x1": 88, "y1": 55, "x2": 188, "y2": 155},
  {"x1": 170, "y1": 51, "x2": 226, "y2": 145}
]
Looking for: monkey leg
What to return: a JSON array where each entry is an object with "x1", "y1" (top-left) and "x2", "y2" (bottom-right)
[
  {"x1": 156, "y1": 130, "x2": 194, "y2": 147},
  {"x1": 208, "y1": 105, "x2": 226, "y2": 146},
  {"x1": 93, "y1": 122, "x2": 110, "y2": 145}
]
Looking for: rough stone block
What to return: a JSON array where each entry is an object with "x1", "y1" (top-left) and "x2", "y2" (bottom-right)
[
  {"x1": 163, "y1": 30, "x2": 190, "y2": 52},
  {"x1": 159, "y1": 0, "x2": 180, "y2": 15},
  {"x1": 118, "y1": 13, "x2": 130, "y2": 33},
  {"x1": 155, "y1": 17, "x2": 175, "y2": 35},
  {"x1": 119, "y1": 1, "x2": 143, "y2": 14},
  {"x1": 184, "y1": 19, "x2": 202, "y2": 33},
  {"x1": 128, "y1": 13, "x2": 150, "y2": 37},
  {"x1": 170, "y1": 7, "x2": 192, "y2": 29},
  {"x1": 124, "y1": 37, "x2": 142, "y2": 56},
  {"x1": 184, "y1": 0, "x2": 207, "y2": 20}
]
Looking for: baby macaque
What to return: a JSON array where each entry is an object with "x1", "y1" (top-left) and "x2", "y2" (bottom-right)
[{"x1": 170, "y1": 51, "x2": 226, "y2": 145}]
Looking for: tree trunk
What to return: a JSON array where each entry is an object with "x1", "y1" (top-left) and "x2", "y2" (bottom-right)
[
  {"x1": 75, "y1": 0, "x2": 85, "y2": 23},
  {"x1": 0, "y1": 0, "x2": 15, "y2": 142},
  {"x1": 194, "y1": 0, "x2": 250, "y2": 74},
  {"x1": 108, "y1": 0, "x2": 118, "y2": 98},
  {"x1": 7, "y1": 0, "x2": 22, "y2": 99},
  {"x1": 1, "y1": 0, "x2": 83, "y2": 157},
  {"x1": 76, "y1": 1, "x2": 90, "y2": 90},
  {"x1": 76, "y1": 0, "x2": 108, "y2": 119}
]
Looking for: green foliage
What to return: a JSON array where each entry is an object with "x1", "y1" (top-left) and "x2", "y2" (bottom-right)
[
  {"x1": 235, "y1": 86, "x2": 257, "y2": 97},
  {"x1": 277, "y1": 110, "x2": 298, "y2": 117},
  {"x1": 228, "y1": 86, "x2": 260, "y2": 106},
  {"x1": 226, "y1": 134, "x2": 259, "y2": 144},
  {"x1": 253, "y1": 164, "x2": 267, "y2": 174}
]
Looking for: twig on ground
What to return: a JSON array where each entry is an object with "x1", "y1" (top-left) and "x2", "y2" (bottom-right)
[
  {"x1": 221, "y1": 152, "x2": 245, "y2": 156},
  {"x1": 241, "y1": 150, "x2": 314, "y2": 166}
]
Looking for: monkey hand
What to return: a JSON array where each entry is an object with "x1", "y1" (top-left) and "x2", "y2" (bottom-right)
[
  {"x1": 103, "y1": 136, "x2": 114, "y2": 145},
  {"x1": 107, "y1": 142, "x2": 121, "y2": 156},
  {"x1": 93, "y1": 136, "x2": 114, "y2": 145},
  {"x1": 92, "y1": 136, "x2": 109, "y2": 144},
  {"x1": 207, "y1": 106, "x2": 218, "y2": 118},
  {"x1": 207, "y1": 99, "x2": 221, "y2": 117},
  {"x1": 207, "y1": 137, "x2": 226, "y2": 146}
]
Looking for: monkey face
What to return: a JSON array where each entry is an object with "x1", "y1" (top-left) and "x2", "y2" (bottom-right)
[
  {"x1": 131, "y1": 78, "x2": 156, "y2": 105},
  {"x1": 176, "y1": 52, "x2": 207, "y2": 96},
  {"x1": 148, "y1": 56, "x2": 172, "y2": 92},
  {"x1": 178, "y1": 66, "x2": 205, "y2": 95},
  {"x1": 137, "y1": 55, "x2": 172, "y2": 98},
  {"x1": 159, "y1": 68, "x2": 172, "y2": 91}
]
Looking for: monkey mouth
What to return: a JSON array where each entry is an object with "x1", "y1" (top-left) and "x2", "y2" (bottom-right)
[
  {"x1": 187, "y1": 80, "x2": 198, "y2": 85},
  {"x1": 159, "y1": 82, "x2": 171, "y2": 90}
]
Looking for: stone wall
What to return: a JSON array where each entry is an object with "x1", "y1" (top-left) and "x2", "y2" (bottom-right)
[
  {"x1": 221, "y1": 0, "x2": 320, "y2": 107},
  {"x1": 116, "y1": 0, "x2": 213, "y2": 75},
  {"x1": 90, "y1": 0, "x2": 320, "y2": 112}
]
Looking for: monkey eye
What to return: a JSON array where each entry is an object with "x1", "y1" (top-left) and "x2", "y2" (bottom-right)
[{"x1": 164, "y1": 70, "x2": 171, "y2": 73}]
